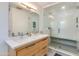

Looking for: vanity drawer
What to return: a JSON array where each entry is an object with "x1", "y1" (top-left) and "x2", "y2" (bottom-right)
[
  {"x1": 16, "y1": 43, "x2": 36, "y2": 56},
  {"x1": 16, "y1": 39, "x2": 48, "y2": 56},
  {"x1": 35, "y1": 47, "x2": 48, "y2": 56},
  {"x1": 35, "y1": 39, "x2": 48, "y2": 49},
  {"x1": 29, "y1": 39, "x2": 48, "y2": 55}
]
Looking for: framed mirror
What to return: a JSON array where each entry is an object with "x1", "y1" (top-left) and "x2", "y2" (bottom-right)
[{"x1": 8, "y1": 2, "x2": 39, "y2": 36}]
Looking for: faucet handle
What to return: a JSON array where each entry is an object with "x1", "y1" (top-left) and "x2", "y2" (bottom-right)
[
  {"x1": 12, "y1": 32, "x2": 15, "y2": 37},
  {"x1": 18, "y1": 32, "x2": 20, "y2": 36}
]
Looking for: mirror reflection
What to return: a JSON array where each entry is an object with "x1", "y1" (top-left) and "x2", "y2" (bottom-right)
[{"x1": 8, "y1": 2, "x2": 39, "y2": 37}]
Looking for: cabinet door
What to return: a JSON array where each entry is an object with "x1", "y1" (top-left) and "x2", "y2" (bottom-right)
[
  {"x1": 16, "y1": 44, "x2": 36, "y2": 56},
  {"x1": 35, "y1": 48, "x2": 48, "y2": 56}
]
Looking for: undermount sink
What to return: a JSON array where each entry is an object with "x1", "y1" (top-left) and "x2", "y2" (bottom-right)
[
  {"x1": 10, "y1": 35, "x2": 38, "y2": 43},
  {"x1": 9, "y1": 33, "x2": 44, "y2": 43},
  {"x1": 6, "y1": 34, "x2": 48, "y2": 49}
]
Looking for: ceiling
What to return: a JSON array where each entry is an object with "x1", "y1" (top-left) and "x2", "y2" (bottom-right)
[
  {"x1": 11, "y1": 2, "x2": 60, "y2": 13},
  {"x1": 30, "y1": 2, "x2": 59, "y2": 8}
]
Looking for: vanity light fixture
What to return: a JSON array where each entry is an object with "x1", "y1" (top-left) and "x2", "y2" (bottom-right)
[
  {"x1": 30, "y1": 8, "x2": 35, "y2": 12},
  {"x1": 19, "y1": 2, "x2": 37, "y2": 11},
  {"x1": 18, "y1": 3, "x2": 27, "y2": 9},
  {"x1": 17, "y1": 2, "x2": 39, "y2": 14}
]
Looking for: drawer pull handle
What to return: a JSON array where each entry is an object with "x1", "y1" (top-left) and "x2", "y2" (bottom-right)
[
  {"x1": 30, "y1": 43, "x2": 35, "y2": 46},
  {"x1": 32, "y1": 54, "x2": 35, "y2": 56},
  {"x1": 42, "y1": 46, "x2": 47, "y2": 49},
  {"x1": 37, "y1": 39, "x2": 45, "y2": 43},
  {"x1": 42, "y1": 39, "x2": 46, "y2": 41},
  {"x1": 25, "y1": 43, "x2": 35, "y2": 48}
]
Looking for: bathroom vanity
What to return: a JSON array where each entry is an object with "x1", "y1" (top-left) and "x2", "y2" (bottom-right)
[
  {"x1": 7, "y1": 3, "x2": 47, "y2": 56},
  {"x1": 5, "y1": 34, "x2": 48, "y2": 56}
]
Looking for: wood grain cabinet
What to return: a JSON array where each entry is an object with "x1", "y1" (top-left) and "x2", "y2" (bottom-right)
[{"x1": 15, "y1": 38, "x2": 48, "y2": 56}]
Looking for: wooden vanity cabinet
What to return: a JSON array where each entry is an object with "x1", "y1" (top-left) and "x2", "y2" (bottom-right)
[{"x1": 16, "y1": 37, "x2": 48, "y2": 56}]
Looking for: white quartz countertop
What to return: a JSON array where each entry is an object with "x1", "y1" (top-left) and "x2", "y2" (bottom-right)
[{"x1": 5, "y1": 34, "x2": 48, "y2": 49}]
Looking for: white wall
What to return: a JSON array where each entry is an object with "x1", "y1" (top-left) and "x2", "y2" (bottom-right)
[{"x1": 0, "y1": 2, "x2": 8, "y2": 56}]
